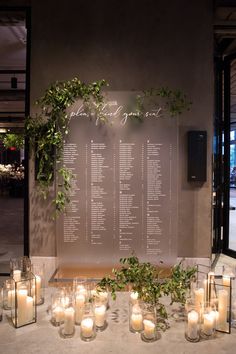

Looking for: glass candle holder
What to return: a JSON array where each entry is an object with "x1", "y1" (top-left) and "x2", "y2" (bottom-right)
[
  {"x1": 185, "y1": 305, "x2": 200, "y2": 342},
  {"x1": 59, "y1": 304, "x2": 75, "y2": 339},
  {"x1": 129, "y1": 302, "x2": 143, "y2": 333},
  {"x1": 32, "y1": 263, "x2": 45, "y2": 306},
  {"x1": 73, "y1": 278, "x2": 89, "y2": 301},
  {"x1": 11, "y1": 272, "x2": 37, "y2": 328},
  {"x1": 50, "y1": 293, "x2": 65, "y2": 327},
  {"x1": 200, "y1": 302, "x2": 217, "y2": 339},
  {"x1": 80, "y1": 303, "x2": 96, "y2": 342},
  {"x1": 3, "y1": 279, "x2": 14, "y2": 310},
  {"x1": 10, "y1": 256, "x2": 32, "y2": 279},
  {"x1": 74, "y1": 291, "x2": 86, "y2": 325},
  {"x1": 141, "y1": 303, "x2": 158, "y2": 342},
  {"x1": 93, "y1": 301, "x2": 107, "y2": 331}
]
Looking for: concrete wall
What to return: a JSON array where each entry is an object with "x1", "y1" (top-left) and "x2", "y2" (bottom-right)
[{"x1": 29, "y1": 0, "x2": 214, "y2": 258}]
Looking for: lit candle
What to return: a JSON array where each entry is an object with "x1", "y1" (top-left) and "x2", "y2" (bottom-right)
[
  {"x1": 17, "y1": 288, "x2": 27, "y2": 326},
  {"x1": 75, "y1": 294, "x2": 85, "y2": 324},
  {"x1": 94, "y1": 304, "x2": 106, "y2": 327},
  {"x1": 143, "y1": 319, "x2": 155, "y2": 339},
  {"x1": 35, "y1": 275, "x2": 42, "y2": 304},
  {"x1": 26, "y1": 296, "x2": 34, "y2": 322},
  {"x1": 53, "y1": 306, "x2": 64, "y2": 323},
  {"x1": 64, "y1": 307, "x2": 75, "y2": 335},
  {"x1": 130, "y1": 291, "x2": 139, "y2": 305},
  {"x1": 218, "y1": 289, "x2": 228, "y2": 330},
  {"x1": 187, "y1": 310, "x2": 199, "y2": 340},
  {"x1": 13, "y1": 270, "x2": 21, "y2": 282},
  {"x1": 203, "y1": 313, "x2": 214, "y2": 336},
  {"x1": 81, "y1": 318, "x2": 94, "y2": 338},
  {"x1": 131, "y1": 304, "x2": 143, "y2": 331}
]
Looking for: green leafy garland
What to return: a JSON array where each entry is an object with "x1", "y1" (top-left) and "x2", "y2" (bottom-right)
[
  {"x1": 136, "y1": 87, "x2": 191, "y2": 118},
  {"x1": 25, "y1": 78, "x2": 107, "y2": 216}
]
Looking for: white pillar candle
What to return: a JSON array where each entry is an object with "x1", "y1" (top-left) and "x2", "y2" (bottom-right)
[
  {"x1": 143, "y1": 319, "x2": 155, "y2": 339},
  {"x1": 17, "y1": 289, "x2": 27, "y2": 326},
  {"x1": 75, "y1": 294, "x2": 85, "y2": 324},
  {"x1": 13, "y1": 270, "x2": 21, "y2": 282},
  {"x1": 187, "y1": 310, "x2": 199, "y2": 340},
  {"x1": 203, "y1": 313, "x2": 214, "y2": 336},
  {"x1": 35, "y1": 275, "x2": 42, "y2": 304},
  {"x1": 131, "y1": 305, "x2": 143, "y2": 331},
  {"x1": 81, "y1": 318, "x2": 94, "y2": 338},
  {"x1": 64, "y1": 307, "x2": 75, "y2": 335},
  {"x1": 218, "y1": 289, "x2": 228, "y2": 329},
  {"x1": 130, "y1": 291, "x2": 139, "y2": 305},
  {"x1": 53, "y1": 306, "x2": 64, "y2": 323},
  {"x1": 26, "y1": 296, "x2": 34, "y2": 322},
  {"x1": 94, "y1": 304, "x2": 106, "y2": 327},
  {"x1": 194, "y1": 288, "x2": 204, "y2": 312}
]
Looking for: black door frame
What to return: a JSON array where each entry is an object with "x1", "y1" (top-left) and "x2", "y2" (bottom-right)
[{"x1": 0, "y1": 6, "x2": 31, "y2": 275}]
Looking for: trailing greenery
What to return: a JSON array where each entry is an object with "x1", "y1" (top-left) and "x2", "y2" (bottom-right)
[
  {"x1": 135, "y1": 87, "x2": 191, "y2": 119},
  {"x1": 25, "y1": 77, "x2": 107, "y2": 216},
  {"x1": 0, "y1": 133, "x2": 24, "y2": 150},
  {"x1": 97, "y1": 255, "x2": 197, "y2": 330}
]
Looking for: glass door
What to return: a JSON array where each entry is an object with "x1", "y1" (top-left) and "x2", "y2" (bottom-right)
[
  {"x1": 0, "y1": 7, "x2": 30, "y2": 274},
  {"x1": 222, "y1": 53, "x2": 236, "y2": 257}
]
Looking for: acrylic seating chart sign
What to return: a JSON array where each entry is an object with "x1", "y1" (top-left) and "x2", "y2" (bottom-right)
[{"x1": 56, "y1": 92, "x2": 178, "y2": 269}]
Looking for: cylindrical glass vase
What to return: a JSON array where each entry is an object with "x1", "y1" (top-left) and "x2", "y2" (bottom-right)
[
  {"x1": 74, "y1": 291, "x2": 86, "y2": 325},
  {"x1": 3, "y1": 279, "x2": 14, "y2": 310},
  {"x1": 129, "y1": 302, "x2": 143, "y2": 333},
  {"x1": 50, "y1": 293, "x2": 65, "y2": 327},
  {"x1": 200, "y1": 302, "x2": 217, "y2": 339},
  {"x1": 93, "y1": 301, "x2": 107, "y2": 331},
  {"x1": 59, "y1": 306, "x2": 75, "y2": 338},
  {"x1": 185, "y1": 306, "x2": 200, "y2": 342},
  {"x1": 141, "y1": 303, "x2": 158, "y2": 342},
  {"x1": 80, "y1": 303, "x2": 96, "y2": 342},
  {"x1": 32, "y1": 263, "x2": 45, "y2": 306}
]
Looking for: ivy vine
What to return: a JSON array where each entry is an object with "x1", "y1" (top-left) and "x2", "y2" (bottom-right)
[
  {"x1": 25, "y1": 77, "x2": 108, "y2": 216},
  {"x1": 135, "y1": 87, "x2": 191, "y2": 119}
]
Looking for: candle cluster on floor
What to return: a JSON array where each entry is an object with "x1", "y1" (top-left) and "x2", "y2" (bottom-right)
[
  {"x1": 50, "y1": 279, "x2": 109, "y2": 340},
  {"x1": 185, "y1": 268, "x2": 234, "y2": 342},
  {"x1": 1, "y1": 257, "x2": 45, "y2": 328}
]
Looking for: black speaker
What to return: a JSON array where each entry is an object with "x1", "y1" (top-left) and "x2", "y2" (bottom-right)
[{"x1": 187, "y1": 130, "x2": 207, "y2": 182}]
